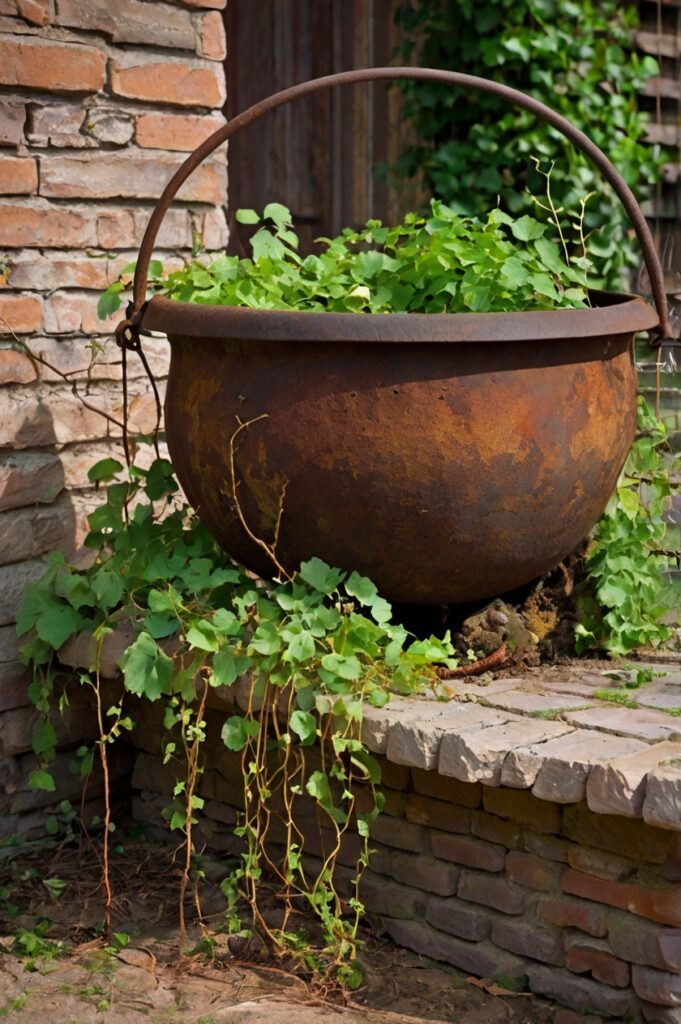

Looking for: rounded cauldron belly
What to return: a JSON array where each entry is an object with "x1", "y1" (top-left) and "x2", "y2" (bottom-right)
[{"x1": 164, "y1": 334, "x2": 636, "y2": 605}]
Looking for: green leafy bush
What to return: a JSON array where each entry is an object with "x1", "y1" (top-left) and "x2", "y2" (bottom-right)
[
  {"x1": 576, "y1": 399, "x2": 674, "y2": 655},
  {"x1": 394, "y1": 0, "x2": 663, "y2": 288},
  {"x1": 99, "y1": 198, "x2": 593, "y2": 318}
]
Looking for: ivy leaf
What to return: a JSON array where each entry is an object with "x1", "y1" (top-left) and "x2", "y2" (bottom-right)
[
  {"x1": 35, "y1": 603, "x2": 82, "y2": 650},
  {"x1": 287, "y1": 629, "x2": 316, "y2": 663},
  {"x1": 210, "y1": 650, "x2": 249, "y2": 686},
  {"x1": 92, "y1": 571, "x2": 124, "y2": 610},
  {"x1": 263, "y1": 202, "x2": 293, "y2": 230},
  {"x1": 345, "y1": 571, "x2": 378, "y2": 605},
  {"x1": 221, "y1": 715, "x2": 260, "y2": 751},
  {"x1": 321, "y1": 653, "x2": 362, "y2": 680},
  {"x1": 235, "y1": 208, "x2": 260, "y2": 225},
  {"x1": 87, "y1": 458, "x2": 124, "y2": 485},
  {"x1": 251, "y1": 228, "x2": 286, "y2": 262},
  {"x1": 185, "y1": 619, "x2": 220, "y2": 652},
  {"x1": 28, "y1": 770, "x2": 55, "y2": 792},
  {"x1": 248, "y1": 620, "x2": 282, "y2": 655},
  {"x1": 121, "y1": 632, "x2": 173, "y2": 701},
  {"x1": 97, "y1": 283, "x2": 123, "y2": 320},
  {"x1": 32, "y1": 720, "x2": 56, "y2": 757},
  {"x1": 298, "y1": 558, "x2": 345, "y2": 594},
  {"x1": 289, "y1": 709, "x2": 317, "y2": 745},
  {"x1": 510, "y1": 216, "x2": 545, "y2": 241},
  {"x1": 306, "y1": 770, "x2": 346, "y2": 824}
]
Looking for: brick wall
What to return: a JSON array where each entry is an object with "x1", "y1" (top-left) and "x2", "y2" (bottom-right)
[
  {"x1": 131, "y1": 699, "x2": 681, "y2": 1024},
  {"x1": 0, "y1": 0, "x2": 228, "y2": 685}
]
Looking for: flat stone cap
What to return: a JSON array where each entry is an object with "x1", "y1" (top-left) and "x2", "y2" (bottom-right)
[{"x1": 361, "y1": 660, "x2": 681, "y2": 829}]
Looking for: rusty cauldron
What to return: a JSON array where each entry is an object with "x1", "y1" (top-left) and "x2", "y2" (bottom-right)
[{"x1": 117, "y1": 69, "x2": 672, "y2": 606}]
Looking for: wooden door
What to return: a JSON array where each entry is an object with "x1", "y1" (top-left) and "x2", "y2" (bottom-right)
[{"x1": 224, "y1": 0, "x2": 414, "y2": 254}]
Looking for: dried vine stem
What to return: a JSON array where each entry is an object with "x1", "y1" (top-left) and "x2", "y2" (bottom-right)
[
  {"x1": 227, "y1": 414, "x2": 292, "y2": 582},
  {"x1": 0, "y1": 317, "x2": 126, "y2": 433}
]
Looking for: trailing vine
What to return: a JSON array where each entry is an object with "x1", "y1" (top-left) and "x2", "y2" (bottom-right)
[
  {"x1": 17, "y1": 453, "x2": 457, "y2": 984},
  {"x1": 393, "y1": 0, "x2": 664, "y2": 288}
]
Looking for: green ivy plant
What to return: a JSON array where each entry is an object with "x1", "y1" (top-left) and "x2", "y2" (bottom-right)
[
  {"x1": 393, "y1": 0, "x2": 664, "y2": 288},
  {"x1": 576, "y1": 398, "x2": 674, "y2": 655},
  {"x1": 17, "y1": 454, "x2": 456, "y2": 985},
  {"x1": 99, "y1": 198, "x2": 594, "y2": 319}
]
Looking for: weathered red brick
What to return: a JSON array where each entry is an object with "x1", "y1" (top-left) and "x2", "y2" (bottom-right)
[
  {"x1": 0, "y1": 202, "x2": 192, "y2": 250},
  {"x1": 376, "y1": 757, "x2": 409, "y2": 791},
  {"x1": 0, "y1": 495, "x2": 92, "y2": 566},
  {"x1": 43, "y1": 292, "x2": 109, "y2": 336},
  {"x1": 0, "y1": 0, "x2": 50, "y2": 25},
  {"x1": 200, "y1": 206, "x2": 228, "y2": 250},
  {"x1": 359, "y1": 871, "x2": 427, "y2": 919},
  {"x1": 0, "y1": 452, "x2": 63, "y2": 512},
  {"x1": 28, "y1": 104, "x2": 88, "y2": 149},
  {"x1": 411, "y1": 768, "x2": 481, "y2": 807},
  {"x1": 109, "y1": 54, "x2": 225, "y2": 108},
  {"x1": 384, "y1": 918, "x2": 529, "y2": 985},
  {"x1": 458, "y1": 869, "x2": 525, "y2": 914},
  {"x1": 405, "y1": 793, "x2": 470, "y2": 833},
  {"x1": 537, "y1": 896, "x2": 609, "y2": 937},
  {"x1": 472, "y1": 809, "x2": 522, "y2": 849},
  {"x1": 0, "y1": 203, "x2": 93, "y2": 247},
  {"x1": 40, "y1": 151, "x2": 226, "y2": 205},
  {"x1": 0, "y1": 103, "x2": 25, "y2": 146},
  {"x1": 55, "y1": 0, "x2": 194, "y2": 49},
  {"x1": 0, "y1": 36, "x2": 106, "y2": 92},
  {"x1": 563, "y1": 869, "x2": 681, "y2": 927},
  {"x1": 562, "y1": 804, "x2": 675, "y2": 865},
  {"x1": 0, "y1": 294, "x2": 42, "y2": 334},
  {"x1": 523, "y1": 830, "x2": 570, "y2": 864},
  {"x1": 506, "y1": 851, "x2": 562, "y2": 892},
  {"x1": 565, "y1": 942, "x2": 630, "y2": 988},
  {"x1": 567, "y1": 844, "x2": 640, "y2": 882},
  {"x1": 199, "y1": 10, "x2": 227, "y2": 59},
  {"x1": 526, "y1": 963, "x2": 634, "y2": 1017},
  {"x1": 0, "y1": 157, "x2": 37, "y2": 195},
  {"x1": 608, "y1": 910, "x2": 681, "y2": 972},
  {"x1": 431, "y1": 832, "x2": 505, "y2": 872},
  {"x1": 425, "y1": 894, "x2": 491, "y2": 941},
  {"x1": 7, "y1": 251, "x2": 133, "y2": 291},
  {"x1": 136, "y1": 111, "x2": 225, "y2": 152},
  {"x1": 483, "y1": 787, "x2": 561, "y2": 835},
  {"x1": 491, "y1": 916, "x2": 564, "y2": 966},
  {"x1": 640, "y1": 1001, "x2": 681, "y2": 1024},
  {"x1": 633, "y1": 965, "x2": 681, "y2": 1007},
  {"x1": 370, "y1": 815, "x2": 425, "y2": 853},
  {"x1": 390, "y1": 851, "x2": 460, "y2": 896},
  {"x1": 0, "y1": 347, "x2": 36, "y2": 384},
  {"x1": 0, "y1": 558, "x2": 44, "y2": 625}
]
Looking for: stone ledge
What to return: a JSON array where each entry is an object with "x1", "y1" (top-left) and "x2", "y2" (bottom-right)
[
  {"x1": 59, "y1": 627, "x2": 681, "y2": 829},
  {"x1": 359, "y1": 661, "x2": 681, "y2": 828}
]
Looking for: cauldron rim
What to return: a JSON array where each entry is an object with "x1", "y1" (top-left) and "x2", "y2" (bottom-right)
[{"x1": 140, "y1": 289, "x2": 657, "y2": 344}]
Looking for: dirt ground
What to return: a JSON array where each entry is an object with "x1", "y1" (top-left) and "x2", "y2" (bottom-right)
[{"x1": 0, "y1": 838, "x2": 555, "y2": 1024}]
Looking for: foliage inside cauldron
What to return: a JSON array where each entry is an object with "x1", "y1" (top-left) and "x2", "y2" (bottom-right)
[{"x1": 99, "y1": 185, "x2": 594, "y2": 320}]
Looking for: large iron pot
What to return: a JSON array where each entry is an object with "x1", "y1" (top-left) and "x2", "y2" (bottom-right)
[{"x1": 118, "y1": 69, "x2": 671, "y2": 605}]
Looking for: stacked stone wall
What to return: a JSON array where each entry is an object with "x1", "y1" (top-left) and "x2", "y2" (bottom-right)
[{"x1": 130, "y1": 701, "x2": 681, "y2": 1024}]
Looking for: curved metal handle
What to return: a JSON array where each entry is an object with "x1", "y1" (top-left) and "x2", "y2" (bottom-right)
[{"x1": 126, "y1": 67, "x2": 671, "y2": 343}]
